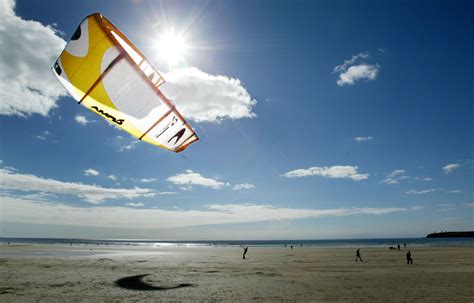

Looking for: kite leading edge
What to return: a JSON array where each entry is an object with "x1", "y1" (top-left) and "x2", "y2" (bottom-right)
[{"x1": 52, "y1": 13, "x2": 199, "y2": 153}]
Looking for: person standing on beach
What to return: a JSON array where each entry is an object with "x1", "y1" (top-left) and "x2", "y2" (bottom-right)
[
  {"x1": 406, "y1": 250, "x2": 413, "y2": 264},
  {"x1": 356, "y1": 249, "x2": 363, "y2": 262},
  {"x1": 242, "y1": 246, "x2": 249, "y2": 259},
  {"x1": 397, "y1": 244, "x2": 400, "y2": 250}
]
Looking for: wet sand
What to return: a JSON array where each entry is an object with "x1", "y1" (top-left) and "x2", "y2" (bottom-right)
[{"x1": 1, "y1": 244, "x2": 473, "y2": 302}]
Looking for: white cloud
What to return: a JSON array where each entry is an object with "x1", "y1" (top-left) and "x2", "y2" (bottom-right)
[
  {"x1": 282, "y1": 165, "x2": 369, "y2": 181},
  {"x1": 167, "y1": 170, "x2": 227, "y2": 189},
  {"x1": 34, "y1": 130, "x2": 51, "y2": 140},
  {"x1": 107, "y1": 175, "x2": 117, "y2": 181},
  {"x1": 0, "y1": 167, "x2": 155, "y2": 204},
  {"x1": 354, "y1": 136, "x2": 373, "y2": 142},
  {"x1": 84, "y1": 168, "x2": 99, "y2": 176},
  {"x1": 442, "y1": 163, "x2": 460, "y2": 174},
  {"x1": 161, "y1": 67, "x2": 257, "y2": 123},
  {"x1": 387, "y1": 170, "x2": 405, "y2": 178},
  {"x1": 383, "y1": 179, "x2": 399, "y2": 185},
  {"x1": 232, "y1": 183, "x2": 256, "y2": 191},
  {"x1": 75, "y1": 115, "x2": 90, "y2": 125},
  {"x1": 125, "y1": 202, "x2": 144, "y2": 207},
  {"x1": 333, "y1": 52, "x2": 380, "y2": 86},
  {"x1": 445, "y1": 190, "x2": 462, "y2": 194},
  {"x1": 0, "y1": 0, "x2": 66, "y2": 116},
  {"x1": 157, "y1": 191, "x2": 176, "y2": 195},
  {"x1": 383, "y1": 169, "x2": 410, "y2": 185},
  {"x1": 337, "y1": 64, "x2": 379, "y2": 86},
  {"x1": 0, "y1": 196, "x2": 423, "y2": 230},
  {"x1": 422, "y1": 177, "x2": 432, "y2": 182},
  {"x1": 333, "y1": 52, "x2": 370, "y2": 73},
  {"x1": 140, "y1": 178, "x2": 158, "y2": 183},
  {"x1": 115, "y1": 136, "x2": 140, "y2": 152},
  {"x1": 406, "y1": 189, "x2": 438, "y2": 195}
]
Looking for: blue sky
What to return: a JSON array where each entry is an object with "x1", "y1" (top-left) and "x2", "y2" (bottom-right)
[{"x1": 0, "y1": 0, "x2": 472, "y2": 239}]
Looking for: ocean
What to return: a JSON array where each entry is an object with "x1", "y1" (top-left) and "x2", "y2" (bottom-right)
[{"x1": 1, "y1": 237, "x2": 472, "y2": 248}]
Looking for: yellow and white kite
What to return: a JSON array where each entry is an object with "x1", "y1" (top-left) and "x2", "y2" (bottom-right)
[{"x1": 52, "y1": 13, "x2": 198, "y2": 153}]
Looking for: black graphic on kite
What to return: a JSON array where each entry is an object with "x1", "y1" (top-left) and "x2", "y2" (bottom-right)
[{"x1": 168, "y1": 128, "x2": 186, "y2": 145}]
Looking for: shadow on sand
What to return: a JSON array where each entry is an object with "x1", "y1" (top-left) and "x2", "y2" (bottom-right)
[{"x1": 115, "y1": 274, "x2": 194, "y2": 291}]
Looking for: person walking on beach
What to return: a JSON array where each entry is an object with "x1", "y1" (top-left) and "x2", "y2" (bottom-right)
[
  {"x1": 406, "y1": 250, "x2": 413, "y2": 264},
  {"x1": 242, "y1": 246, "x2": 249, "y2": 259},
  {"x1": 356, "y1": 249, "x2": 363, "y2": 262},
  {"x1": 404, "y1": 243, "x2": 406, "y2": 248},
  {"x1": 397, "y1": 244, "x2": 400, "y2": 250}
]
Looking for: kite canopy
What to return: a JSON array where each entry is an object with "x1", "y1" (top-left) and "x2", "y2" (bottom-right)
[{"x1": 52, "y1": 13, "x2": 198, "y2": 153}]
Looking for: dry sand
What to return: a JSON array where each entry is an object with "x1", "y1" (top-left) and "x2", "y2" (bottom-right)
[{"x1": 1, "y1": 244, "x2": 473, "y2": 302}]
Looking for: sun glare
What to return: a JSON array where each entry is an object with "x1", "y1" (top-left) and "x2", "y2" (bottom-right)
[{"x1": 155, "y1": 30, "x2": 188, "y2": 67}]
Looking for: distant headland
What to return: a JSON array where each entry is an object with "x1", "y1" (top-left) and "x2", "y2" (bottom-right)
[{"x1": 426, "y1": 231, "x2": 474, "y2": 238}]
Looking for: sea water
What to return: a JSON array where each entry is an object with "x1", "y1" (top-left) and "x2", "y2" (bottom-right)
[{"x1": 1, "y1": 237, "x2": 472, "y2": 248}]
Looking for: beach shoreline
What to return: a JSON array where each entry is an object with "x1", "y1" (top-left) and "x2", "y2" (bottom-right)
[{"x1": 1, "y1": 244, "x2": 473, "y2": 302}]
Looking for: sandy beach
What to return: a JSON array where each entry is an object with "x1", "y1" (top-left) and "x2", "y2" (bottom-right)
[{"x1": 1, "y1": 244, "x2": 473, "y2": 302}]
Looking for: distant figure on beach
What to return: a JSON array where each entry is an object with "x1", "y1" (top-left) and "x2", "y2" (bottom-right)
[
  {"x1": 356, "y1": 249, "x2": 363, "y2": 262},
  {"x1": 398, "y1": 244, "x2": 400, "y2": 250},
  {"x1": 242, "y1": 246, "x2": 249, "y2": 259},
  {"x1": 404, "y1": 243, "x2": 406, "y2": 248},
  {"x1": 290, "y1": 245, "x2": 293, "y2": 250},
  {"x1": 284, "y1": 244, "x2": 287, "y2": 248},
  {"x1": 406, "y1": 250, "x2": 413, "y2": 264}
]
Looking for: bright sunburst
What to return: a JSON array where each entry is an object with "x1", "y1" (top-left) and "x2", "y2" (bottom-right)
[{"x1": 155, "y1": 29, "x2": 188, "y2": 67}]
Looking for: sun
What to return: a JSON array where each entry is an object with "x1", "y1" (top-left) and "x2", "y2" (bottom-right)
[{"x1": 155, "y1": 29, "x2": 188, "y2": 67}]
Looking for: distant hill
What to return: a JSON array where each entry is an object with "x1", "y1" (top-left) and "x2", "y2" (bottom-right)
[{"x1": 426, "y1": 231, "x2": 474, "y2": 238}]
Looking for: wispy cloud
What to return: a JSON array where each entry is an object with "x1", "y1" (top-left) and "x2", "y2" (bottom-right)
[
  {"x1": 354, "y1": 136, "x2": 373, "y2": 142},
  {"x1": 1, "y1": 196, "x2": 423, "y2": 229},
  {"x1": 333, "y1": 52, "x2": 370, "y2": 73},
  {"x1": 140, "y1": 178, "x2": 158, "y2": 183},
  {"x1": 75, "y1": 115, "x2": 91, "y2": 125},
  {"x1": 333, "y1": 52, "x2": 380, "y2": 86},
  {"x1": 167, "y1": 170, "x2": 228, "y2": 189},
  {"x1": 115, "y1": 136, "x2": 140, "y2": 152},
  {"x1": 84, "y1": 168, "x2": 99, "y2": 176},
  {"x1": 161, "y1": 67, "x2": 257, "y2": 123},
  {"x1": 232, "y1": 183, "x2": 256, "y2": 191},
  {"x1": 442, "y1": 163, "x2": 460, "y2": 174},
  {"x1": 406, "y1": 188, "x2": 438, "y2": 195},
  {"x1": 445, "y1": 189, "x2": 462, "y2": 194},
  {"x1": 34, "y1": 130, "x2": 52, "y2": 140},
  {"x1": 157, "y1": 192, "x2": 176, "y2": 195},
  {"x1": 0, "y1": 0, "x2": 66, "y2": 116},
  {"x1": 125, "y1": 202, "x2": 144, "y2": 207},
  {"x1": 337, "y1": 64, "x2": 379, "y2": 86},
  {"x1": 0, "y1": 167, "x2": 155, "y2": 204},
  {"x1": 282, "y1": 165, "x2": 369, "y2": 181},
  {"x1": 107, "y1": 175, "x2": 117, "y2": 181},
  {"x1": 383, "y1": 169, "x2": 410, "y2": 185}
]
